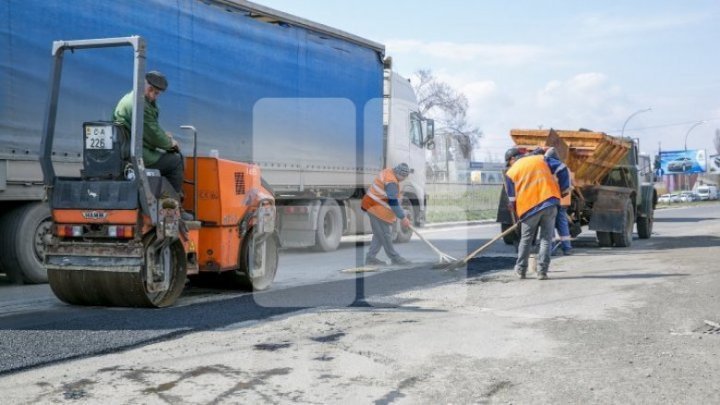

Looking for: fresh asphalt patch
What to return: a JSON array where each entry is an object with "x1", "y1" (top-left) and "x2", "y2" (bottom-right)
[{"x1": 0, "y1": 256, "x2": 516, "y2": 375}]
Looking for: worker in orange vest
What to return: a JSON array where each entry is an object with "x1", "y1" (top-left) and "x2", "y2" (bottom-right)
[
  {"x1": 361, "y1": 163, "x2": 412, "y2": 266},
  {"x1": 505, "y1": 147, "x2": 571, "y2": 279},
  {"x1": 544, "y1": 147, "x2": 573, "y2": 256}
]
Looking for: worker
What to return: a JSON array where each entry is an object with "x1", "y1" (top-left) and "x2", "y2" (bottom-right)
[
  {"x1": 505, "y1": 147, "x2": 571, "y2": 280},
  {"x1": 113, "y1": 71, "x2": 184, "y2": 195},
  {"x1": 361, "y1": 163, "x2": 412, "y2": 266},
  {"x1": 544, "y1": 147, "x2": 573, "y2": 256}
]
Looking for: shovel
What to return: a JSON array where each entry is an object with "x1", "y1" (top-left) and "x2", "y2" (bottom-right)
[
  {"x1": 408, "y1": 225, "x2": 457, "y2": 265},
  {"x1": 437, "y1": 221, "x2": 521, "y2": 271}
]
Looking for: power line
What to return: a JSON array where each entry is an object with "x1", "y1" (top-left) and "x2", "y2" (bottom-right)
[{"x1": 610, "y1": 117, "x2": 720, "y2": 133}]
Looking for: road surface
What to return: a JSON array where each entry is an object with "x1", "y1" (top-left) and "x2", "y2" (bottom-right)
[{"x1": 1, "y1": 204, "x2": 719, "y2": 404}]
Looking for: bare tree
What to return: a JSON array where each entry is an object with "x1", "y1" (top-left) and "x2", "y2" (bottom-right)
[{"x1": 411, "y1": 69, "x2": 482, "y2": 160}]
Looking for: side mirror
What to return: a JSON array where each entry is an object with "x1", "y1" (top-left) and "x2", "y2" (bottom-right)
[{"x1": 423, "y1": 119, "x2": 435, "y2": 149}]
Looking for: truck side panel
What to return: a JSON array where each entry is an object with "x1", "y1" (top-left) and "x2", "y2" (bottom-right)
[{"x1": 0, "y1": 0, "x2": 384, "y2": 190}]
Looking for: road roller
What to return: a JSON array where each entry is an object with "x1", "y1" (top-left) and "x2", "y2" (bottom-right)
[{"x1": 39, "y1": 36, "x2": 279, "y2": 307}]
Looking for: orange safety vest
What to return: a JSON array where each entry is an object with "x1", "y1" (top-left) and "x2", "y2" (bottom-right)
[
  {"x1": 506, "y1": 155, "x2": 561, "y2": 218},
  {"x1": 361, "y1": 168, "x2": 401, "y2": 223}
]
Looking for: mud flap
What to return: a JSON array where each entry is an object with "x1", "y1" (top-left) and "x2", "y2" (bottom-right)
[{"x1": 588, "y1": 186, "x2": 633, "y2": 233}]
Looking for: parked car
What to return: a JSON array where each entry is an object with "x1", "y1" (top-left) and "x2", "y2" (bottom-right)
[
  {"x1": 679, "y1": 192, "x2": 699, "y2": 202},
  {"x1": 658, "y1": 194, "x2": 673, "y2": 204},
  {"x1": 667, "y1": 157, "x2": 694, "y2": 172}
]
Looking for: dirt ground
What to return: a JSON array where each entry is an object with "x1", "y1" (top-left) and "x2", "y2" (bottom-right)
[{"x1": 1, "y1": 207, "x2": 719, "y2": 404}]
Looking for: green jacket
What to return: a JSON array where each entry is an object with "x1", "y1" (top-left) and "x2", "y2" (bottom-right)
[{"x1": 112, "y1": 91, "x2": 173, "y2": 165}]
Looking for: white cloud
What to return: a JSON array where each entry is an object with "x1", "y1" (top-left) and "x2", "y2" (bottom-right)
[
  {"x1": 386, "y1": 39, "x2": 549, "y2": 66},
  {"x1": 579, "y1": 12, "x2": 708, "y2": 38}
]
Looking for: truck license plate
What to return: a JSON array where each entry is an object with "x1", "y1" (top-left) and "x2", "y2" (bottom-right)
[{"x1": 85, "y1": 125, "x2": 113, "y2": 150}]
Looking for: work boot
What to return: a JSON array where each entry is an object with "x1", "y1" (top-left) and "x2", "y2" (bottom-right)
[
  {"x1": 537, "y1": 272, "x2": 548, "y2": 280},
  {"x1": 562, "y1": 248, "x2": 573, "y2": 256},
  {"x1": 391, "y1": 257, "x2": 411, "y2": 265},
  {"x1": 515, "y1": 267, "x2": 526, "y2": 279},
  {"x1": 365, "y1": 257, "x2": 387, "y2": 266}
]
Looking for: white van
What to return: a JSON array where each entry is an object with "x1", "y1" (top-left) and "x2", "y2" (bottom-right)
[{"x1": 696, "y1": 185, "x2": 718, "y2": 200}]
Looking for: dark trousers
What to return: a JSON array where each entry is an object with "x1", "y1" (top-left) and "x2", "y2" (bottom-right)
[{"x1": 149, "y1": 152, "x2": 184, "y2": 194}]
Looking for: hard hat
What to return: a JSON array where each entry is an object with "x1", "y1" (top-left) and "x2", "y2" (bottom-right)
[
  {"x1": 393, "y1": 162, "x2": 410, "y2": 177},
  {"x1": 145, "y1": 71, "x2": 168, "y2": 91},
  {"x1": 505, "y1": 147, "x2": 523, "y2": 163}
]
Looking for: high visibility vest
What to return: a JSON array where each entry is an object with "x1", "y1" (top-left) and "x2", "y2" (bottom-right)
[
  {"x1": 506, "y1": 155, "x2": 561, "y2": 218},
  {"x1": 361, "y1": 168, "x2": 401, "y2": 223}
]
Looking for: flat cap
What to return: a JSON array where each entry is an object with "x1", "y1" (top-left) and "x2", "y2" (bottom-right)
[{"x1": 145, "y1": 70, "x2": 168, "y2": 91}]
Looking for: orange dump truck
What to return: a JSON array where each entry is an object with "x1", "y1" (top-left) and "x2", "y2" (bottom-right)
[{"x1": 497, "y1": 128, "x2": 657, "y2": 247}]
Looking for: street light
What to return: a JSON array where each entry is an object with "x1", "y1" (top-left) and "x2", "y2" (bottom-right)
[
  {"x1": 620, "y1": 107, "x2": 652, "y2": 138},
  {"x1": 681, "y1": 120, "x2": 706, "y2": 192},
  {"x1": 684, "y1": 120, "x2": 706, "y2": 150}
]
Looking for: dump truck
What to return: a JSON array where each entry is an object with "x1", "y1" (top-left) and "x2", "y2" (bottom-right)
[
  {"x1": 497, "y1": 128, "x2": 657, "y2": 247},
  {"x1": 0, "y1": 0, "x2": 434, "y2": 283}
]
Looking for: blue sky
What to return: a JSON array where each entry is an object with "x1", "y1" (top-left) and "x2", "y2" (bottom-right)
[{"x1": 258, "y1": 0, "x2": 720, "y2": 160}]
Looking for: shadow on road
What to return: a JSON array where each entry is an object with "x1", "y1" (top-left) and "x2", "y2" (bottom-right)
[
  {"x1": 555, "y1": 273, "x2": 688, "y2": 280},
  {"x1": 653, "y1": 217, "x2": 718, "y2": 223}
]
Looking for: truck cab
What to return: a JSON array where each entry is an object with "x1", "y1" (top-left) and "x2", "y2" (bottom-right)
[{"x1": 384, "y1": 69, "x2": 434, "y2": 237}]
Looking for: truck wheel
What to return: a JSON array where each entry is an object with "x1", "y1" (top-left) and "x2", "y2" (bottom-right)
[
  {"x1": 636, "y1": 210, "x2": 653, "y2": 239},
  {"x1": 596, "y1": 231, "x2": 612, "y2": 247},
  {"x1": 314, "y1": 200, "x2": 343, "y2": 251},
  {"x1": 611, "y1": 200, "x2": 634, "y2": 248},
  {"x1": 230, "y1": 230, "x2": 279, "y2": 290},
  {"x1": 394, "y1": 197, "x2": 415, "y2": 243},
  {"x1": 501, "y1": 223, "x2": 518, "y2": 245},
  {"x1": 0, "y1": 202, "x2": 52, "y2": 284}
]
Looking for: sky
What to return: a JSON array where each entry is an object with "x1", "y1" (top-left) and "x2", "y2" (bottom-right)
[{"x1": 257, "y1": 0, "x2": 720, "y2": 161}]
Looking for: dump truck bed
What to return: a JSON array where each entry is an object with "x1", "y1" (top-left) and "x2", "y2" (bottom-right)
[{"x1": 509, "y1": 129, "x2": 632, "y2": 186}]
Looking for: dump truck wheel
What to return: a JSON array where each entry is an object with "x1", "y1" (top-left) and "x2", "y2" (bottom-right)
[
  {"x1": 0, "y1": 202, "x2": 52, "y2": 284},
  {"x1": 636, "y1": 210, "x2": 653, "y2": 239},
  {"x1": 596, "y1": 231, "x2": 612, "y2": 247},
  {"x1": 394, "y1": 197, "x2": 415, "y2": 243},
  {"x1": 48, "y1": 237, "x2": 187, "y2": 308},
  {"x1": 230, "y1": 230, "x2": 279, "y2": 291},
  {"x1": 314, "y1": 200, "x2": 342, "y2": 252},
  {"x1": 501, "y1": 223, "x2": 518, "y2": 245},
  {"x1": 611, "y1": 200, "x2": 634, "y2": 248}
]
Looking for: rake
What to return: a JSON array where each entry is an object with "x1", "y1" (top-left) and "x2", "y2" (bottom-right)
[
  {"x1": 437, "y1": 221, "x2": 521, "y2": 271},
  {"x1": 408, "y1": 225, "x2": 457, "y2": 265}
]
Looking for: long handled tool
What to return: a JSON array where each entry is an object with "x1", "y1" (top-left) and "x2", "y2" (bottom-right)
[
  {"x1": 408, "y1": 225, "x2": 456, "y2": 264},
  {"x1": 437, "y1": 221, "x2": 521, "y2": 271}
]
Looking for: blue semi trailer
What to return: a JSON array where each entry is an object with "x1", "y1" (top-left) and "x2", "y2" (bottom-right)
[{"x1": 0, "y1": 0, "x2": 434, "y2": 283}]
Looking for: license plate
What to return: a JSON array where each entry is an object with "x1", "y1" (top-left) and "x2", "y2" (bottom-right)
[{"x1": 85, "y1": 125, "x2": 113, "y2": 150}]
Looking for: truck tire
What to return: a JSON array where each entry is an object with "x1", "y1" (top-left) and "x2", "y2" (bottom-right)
[
  {"x1": 596, "y1": 231, "x2": 612, "y2": 247},
  {"x1": 394, "y1": 197, "x2": 415, "y2": 243},
  {"x1": 0, "y1": 202, "x2": 52, "y2": 284},
  {"x1": 636, "y1": 210, "x2": 653, "y2": 239},
  {"x1": 314, "y1": 199, "x2": 343, "y2": 252},
  {"x1": 611, "y1": 200, "x2": 634, "y2": 248},
  {"x1": 501, "y1": 223, "x2": 518, "y2": 245}
]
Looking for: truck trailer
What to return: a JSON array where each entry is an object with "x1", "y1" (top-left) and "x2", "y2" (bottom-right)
[
  {"x1": 0, "y1": 0, "x2": 434, "y2": 283},
  {"x1": 497, "y1": 128, "x2": 657, "y2": 247}
]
